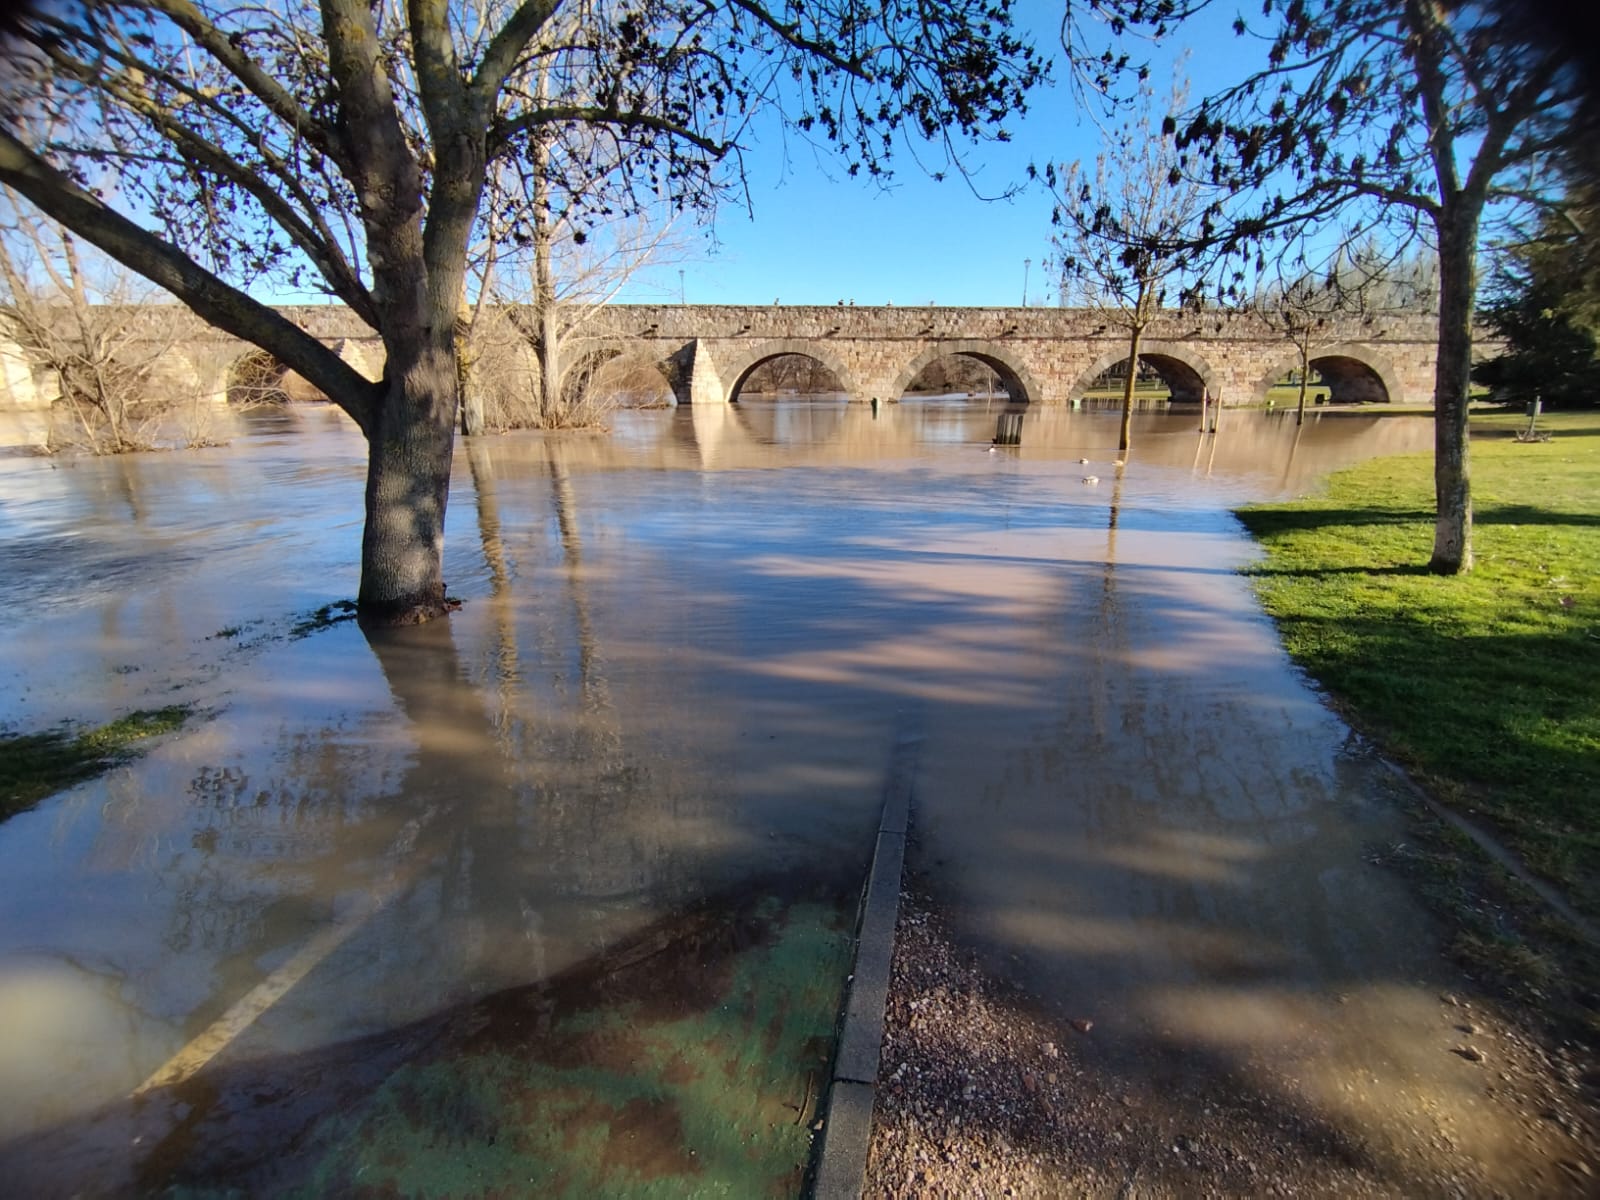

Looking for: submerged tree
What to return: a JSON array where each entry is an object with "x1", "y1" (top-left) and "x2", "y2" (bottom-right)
[
  {"x1": 1049, "y1": 78, "x2": 1210, "y2": 455},
  {"x1": 0, "y1": 0, "x2": 1044, "y2": 625},
  {"x1": 1169, "y1": 0, "x2": 1590, "y2": 574}
]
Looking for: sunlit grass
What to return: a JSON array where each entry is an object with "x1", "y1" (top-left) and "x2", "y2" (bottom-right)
[
  {"x1": 0, "y1": 706, "x2": 191, "y2": 821},
  {"x1": 1237, "y1": 410, "x2": 1600, "y2": 913}
]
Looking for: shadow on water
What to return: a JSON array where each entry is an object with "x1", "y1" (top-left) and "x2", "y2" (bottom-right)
[
  {"x1": 0, "y1": 873, "x2": 852, "y2": 1198},
  {"x1": 0, "y1": 612, "x2": 859, "y2": 1197},
  {"x1": 18, "y1": 879, "x2": 848, "y2": 1199},
  {"x1": 1, "y1": 405, "x2": 1587, "y2": 1194}
]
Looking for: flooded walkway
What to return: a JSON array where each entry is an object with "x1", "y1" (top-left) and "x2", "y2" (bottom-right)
[{"x1": 0, "y1": 401, "x2": 1572, "y2": 1193}]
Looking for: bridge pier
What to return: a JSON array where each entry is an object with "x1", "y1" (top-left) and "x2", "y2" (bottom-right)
[{"x1": 666, "y1": 339, "x2": 728, "y2": 405}]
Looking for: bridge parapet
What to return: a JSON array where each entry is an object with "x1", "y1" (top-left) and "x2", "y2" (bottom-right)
[{"x1": 568, "y1": 303, "x2": 1443, "y2": 348}]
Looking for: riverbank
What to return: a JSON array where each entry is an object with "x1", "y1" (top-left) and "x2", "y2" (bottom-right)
[{"x1": 1236, "y1": 409, "x2": 1600, "y2": 1028}]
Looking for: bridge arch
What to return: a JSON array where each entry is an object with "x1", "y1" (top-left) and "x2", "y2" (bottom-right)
[
  {"x1": 1253, "y1": 342, "x2": 1400, "y2": 406},
  {"x1": 718, "y1": 340, "x2": 857, "y2": 403},
  {"x1": 1069, "y1": 341, "x2": 1220, "y2": 405},
  {"x1": 559, "y1": 344, "x2": 677, "y2": 406},
  {"x1": 226, "y1": 348, "x2": 293, "y2": 404},
  {"x1": 887, "y1": 340, "x2": 1042, "y2": 404}
]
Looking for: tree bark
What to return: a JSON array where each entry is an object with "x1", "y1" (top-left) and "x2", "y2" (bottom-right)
[
  {"x1": 530, "y1": 75, "x2": 561, "y2": 425},
  {"x1": 359, "y1": 325, "x2": 460, "y2": 625},
  {"x1": 456, "y1": 310, "x2": 486, "y2": 436},
  {"x1": 1119, "y1": 325, "x2": 1141, "y2": 456},
  {"x1": 1429, "y1": 207, "x2": 1479, "y2": 574},
  {"x1": 324, "y1": 0, "x2": 480, "y2": 625}
]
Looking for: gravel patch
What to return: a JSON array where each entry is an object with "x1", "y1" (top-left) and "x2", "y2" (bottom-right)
[{"x1": 865, "y1": 884, "x2": 1597, "y2": 1198}]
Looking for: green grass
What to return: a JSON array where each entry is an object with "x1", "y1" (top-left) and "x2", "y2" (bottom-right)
[
  {"x1": 0, "y1": 705, "x2": 192, "y2": 821},
  {"x1": 1237, "y1": 409, "x2": 1600, "y2": 915}
]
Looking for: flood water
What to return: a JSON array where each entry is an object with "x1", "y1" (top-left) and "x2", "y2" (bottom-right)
[{"x1": 0, "y1": 399, "x2": 1567, "y2": 1194}]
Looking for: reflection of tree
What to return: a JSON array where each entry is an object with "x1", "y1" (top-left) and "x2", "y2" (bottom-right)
[
  {"x1": 550, "y1": 455, "x2": 605, "y2": 721},
  {"x1": 464, "y1": 436, "x2": 521, "y2": 748},
  {"x1": 127, "y1": 442, "x2": 742, "y2": 1099},
  {"x1": 463, "y1": 440, "x2": 647, "y2": 903},
  {"x1": 1085, "y1": 461, "x2": 1129, "y2": 749},
  {"x1": 1278, "y1": 419, "x2": 1307, "y2": 491}
]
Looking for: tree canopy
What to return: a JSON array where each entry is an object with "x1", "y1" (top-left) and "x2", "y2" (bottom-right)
[{"x1": 0, "y1": 0, "x2": 1044, "y2": 426}]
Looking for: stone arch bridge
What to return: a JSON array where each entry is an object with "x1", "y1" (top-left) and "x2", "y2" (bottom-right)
[
  {"x1": 577, "y1": 305, "x2": 1442, "y2": 408},
  {"x1": 1, "y1": 303, "x2": 1450, "y2": 411}
]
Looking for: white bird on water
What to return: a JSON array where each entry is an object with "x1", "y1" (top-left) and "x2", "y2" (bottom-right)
[{"x1": 1082, "y1": 475, "x2": 1099, "y2": 485}]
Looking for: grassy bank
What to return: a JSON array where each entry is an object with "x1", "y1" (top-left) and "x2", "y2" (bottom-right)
[
  {"x1": 1237, "y1": 410, "x2": 1600, "y2": 920},
  {"x1": 0, "y1": 705, "x2": 191, "y2": 821}
]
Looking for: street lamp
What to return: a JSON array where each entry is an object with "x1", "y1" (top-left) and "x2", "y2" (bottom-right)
[
  {"x1": 1022, "y1": 258, "x2": 1031, "y2": 307},
  {"x1": 678, "y1": 268, "x2": 686, "y2": 305}
]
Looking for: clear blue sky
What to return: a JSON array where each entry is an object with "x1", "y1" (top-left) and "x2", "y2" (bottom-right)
[{"x1": 618, "y1": 2, "x2": 1249, "y2": 308}]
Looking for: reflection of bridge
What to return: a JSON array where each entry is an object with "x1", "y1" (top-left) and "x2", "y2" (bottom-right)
[
  {"x1": 472, "y1": 398, "x2": 1437, "y2": 487},
  {"x1": 1, "y1": 303, "x2": 1450, "y2": 411}
]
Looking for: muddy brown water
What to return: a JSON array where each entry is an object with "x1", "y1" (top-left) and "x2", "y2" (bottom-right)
[{"x1": 0, "y1": 399, "x2": 1567, "y2": 1194}]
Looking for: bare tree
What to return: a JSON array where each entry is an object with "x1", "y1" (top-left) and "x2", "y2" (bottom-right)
[
  {"x1": 1049, "y1": 78, "x2": 1211, "y2": 456},
  {"x1": 1250, "y1": 253, "x2": 1380, "y2": 426},
  {"x1": 1279, "y1": 243, "x2": 1439, "y2": 424},
  {"x1": 0, "y1": 190, "x2": 205, "y2": 453},
  {"x1": 484, "y1": 204, "x2": 694, "y2": 429}
]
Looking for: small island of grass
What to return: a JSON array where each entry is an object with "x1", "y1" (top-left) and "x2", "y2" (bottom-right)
[{"x1": 1, "y1": 705, "x2": 193, "y2": 822}]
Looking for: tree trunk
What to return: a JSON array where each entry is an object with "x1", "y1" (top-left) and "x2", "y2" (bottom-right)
[
  {"x1": 537, "y1": 303, "x2": 561, "y2": 423},
  {"x1": 1118, "y1": 325, "x2": 1141, "y2": 456},
  {"x1": 530, "y1": 123, "x2": 561, "y2": 425},
  {"x1": 358, "y1": 327, "x2": 460, "y2": 626},
  {"x1": 456, "y1": 310, "x2": 485, "y2": 436},
  {"x1": 1429, "y1": 208, "x2": 1479, "y2": 574},
  {"x1": 528, "y1": 62, "x2": 563, "y2": 426}
]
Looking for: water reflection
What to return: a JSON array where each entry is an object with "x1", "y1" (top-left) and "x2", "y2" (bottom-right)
[{"x1": 2, "y1": 402, "x2": 1571, "y2": 1193}]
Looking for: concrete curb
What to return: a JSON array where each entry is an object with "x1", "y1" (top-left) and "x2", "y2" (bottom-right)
[{"x1": 811, "y1": 732, "x2": 918, "y2": 1200}]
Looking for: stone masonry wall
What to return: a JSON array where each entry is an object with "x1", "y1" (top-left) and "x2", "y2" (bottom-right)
[{"x1": 10, "y1": 304, "x2": 1458, "y2": 408}]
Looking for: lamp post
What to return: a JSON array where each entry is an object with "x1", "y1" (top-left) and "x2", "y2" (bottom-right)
[
  {"x1": 1022, "y1": 258, "x2": 1031, "y2": 307},
  {"x1": 678, "y1": 268, "x2": 686, "y2": 305}
]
